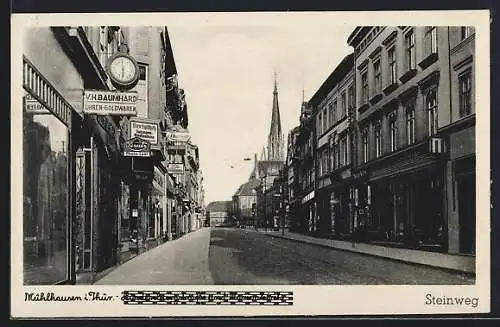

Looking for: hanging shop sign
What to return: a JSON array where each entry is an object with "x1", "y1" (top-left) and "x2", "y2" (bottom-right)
[
  {"x1": 301, "y1": 191, "x2": 315, "y2": 204},
  {"x1": 130, "y1": 119, "x2": 160, "y2": 146},
  {"x1": 83, "y1": 89, "x2": 138, "y2": 115},
  {"x1": 123, "y1": 137, "x2": 151, "y2": 157}
]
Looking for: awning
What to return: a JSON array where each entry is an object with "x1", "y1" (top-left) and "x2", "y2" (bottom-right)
[{"x1": 369, "y1": 153, "x2": 441, "y2": 182}]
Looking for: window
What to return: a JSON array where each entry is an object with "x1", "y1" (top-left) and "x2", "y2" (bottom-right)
[
  {"x1": 361, "y1": 71, "x2": 369, "y2": 104},
  {"x1": 134, "y1": 64, "x2": 149, "y2": 118},
  {"x1": 426, "y1": 87, "x2": 439, "y2": 136},
  {"x1": 342, "y1": 136, "x2": 349, "y2": 166},
  {"x1": 330, "y1": 142, "x2": 335, "y2": 170},
  {"x1": 374, "y1": 121, "x2": 382, "y2": 158},
  {"x1": 461, "y1": 26, "x2": 473, "y2": 40},
  {"x1": 374, "y1": 59, "x2": 382, "y2": 93},
  {"x1": 459, "y1": 70, "x2": 472, "y2": 117},
  {"x1": 341, "y1": 92, "x2": 347, "y2": 118},
  {"x1": 336, "y1": 140, "x2": 341, "y2": 169},
  {"x1": 328, "y1": 103, "x2": 334, "y2": 127},
  {"x1": 425, "y1": 26, "x2": 438, "y2": 55},
  {"x1": 323, "y1": 108, "x2": 328, "y2": 132},
  {"x1": 362, "y1": 128, "x2": 369, "y2": 163},
  {"x1": 318, "y1": 113, "x2": 322, "y2": 135},
  {"x1": 389, "y1": 115, "x2": 398, "y2": 152},
  {"x1": 348, "y1": 85, "x2": 354, "y2": 110},
  {"x1": 333, "y1": 100, "x2": 338, "y2": 123},
  {"x1": 388, "y1": 46, "x2": 397, "y2": 85},
  {"x1": 323, "y1": 149, "x2": 329, "y2": 174},
  {"x1": 406, "y1": 99, "x2": 416, "y2": 144},
  {"x1": 404, "y1": 29, "x2": 416, "y2": 71}
]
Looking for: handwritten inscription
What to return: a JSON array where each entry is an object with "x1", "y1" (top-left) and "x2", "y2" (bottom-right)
[{"x1": 25, "y1": 291, "x2": 117, "y2": 302}]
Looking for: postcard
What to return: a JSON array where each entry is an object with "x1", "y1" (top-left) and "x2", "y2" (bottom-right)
[{"x1": 10, "y1": 10, "x2": 490, "y2": 318}]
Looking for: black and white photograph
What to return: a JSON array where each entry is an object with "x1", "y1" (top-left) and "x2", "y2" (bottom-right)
[{"x1": 11, "y1": 11, "x2": 490, "y2": 317}]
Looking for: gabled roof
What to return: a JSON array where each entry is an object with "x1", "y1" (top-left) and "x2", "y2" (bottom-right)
[
  {"x1": 234, "y1": 178, "x2": 261, "y2": 197},
  {"x1": 206, "y1": 201, "x2": 231, "y2": 212}
]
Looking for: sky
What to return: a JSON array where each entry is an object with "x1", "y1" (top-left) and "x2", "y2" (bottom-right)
[{"x1": 168, "y1": 22, "x2": 354, "y2": 204}]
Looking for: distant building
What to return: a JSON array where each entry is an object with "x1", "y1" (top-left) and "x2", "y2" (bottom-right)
[
  {"x1": 206, "y1": 201, "x2": 232, "y2": 227},
  {"x1": 232, "y1": 177, "x2": 260, "y2": 227}
]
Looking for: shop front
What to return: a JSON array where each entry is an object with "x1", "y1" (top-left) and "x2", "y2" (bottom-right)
[
  {"x1": 301, "y1": 190, "x2": 316, "y2": 234},
  {"x1": 358, "y1": 150, "x2": 447, "y2": 252},
  {"x1": 445, "y1": 119, "x2": 475, "y2": 255},
  {"x1": 22, "y1": 56, "x2": 78, "y2": 285}
]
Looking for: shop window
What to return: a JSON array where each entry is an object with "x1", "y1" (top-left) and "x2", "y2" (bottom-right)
[
  {"x1": 23, "y1": 92, "x2": 69, "y2": 285},
  {"x1": 426, "y1": 87, "x2": 439, "y2": 136},
  {"x1": 388, "y1": 46, "x2": 398, "y2": 85},
  {"x1": 373, "y1": 59, "x2": 382, "y2": 94},
  {"x1": 405, "y1": 99, "x2": 416, "y2": 145},
  {"x1": 459, "y1": 70, "x2": 472, "y2": 117},
  {"x1": 424, "y1": 26, "x2": 438, "y2": 55},
  {"x1": 404, "y1": 29, "x2": 416, "y2": 71}
]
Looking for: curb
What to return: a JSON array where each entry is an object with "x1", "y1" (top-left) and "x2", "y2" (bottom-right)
[{"x1": 262, "y1": 232, "x2": 476, "y2": 278}]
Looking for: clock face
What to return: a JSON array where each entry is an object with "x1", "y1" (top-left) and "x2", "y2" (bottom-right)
[{"x1": 109, "y1": 56, "x2": 137, "y2": 84}]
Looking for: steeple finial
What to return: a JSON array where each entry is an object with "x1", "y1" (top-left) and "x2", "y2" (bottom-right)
[
  {"x1": 302, "y1": 89, "x2": 305, "y2": 103},
  {"x1": 274, "y1": 72, "x2": 278, "y2": 94}
]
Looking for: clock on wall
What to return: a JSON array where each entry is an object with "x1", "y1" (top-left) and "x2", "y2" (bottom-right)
[{"x1": 106, "y1": 52, "x2": 140, "y2": 91}]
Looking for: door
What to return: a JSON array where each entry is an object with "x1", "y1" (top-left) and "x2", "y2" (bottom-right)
[{"x1": 458, "y1": 173, "x2": 475, "y2": 254}]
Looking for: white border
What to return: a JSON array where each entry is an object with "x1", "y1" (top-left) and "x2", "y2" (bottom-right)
[{"x1": 11, "y1": 11, "x2": 491, "y2": 318}]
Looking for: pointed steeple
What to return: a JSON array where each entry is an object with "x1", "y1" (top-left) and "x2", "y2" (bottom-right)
[
  {"x1": 260, "y1": 146, "x2": 267, "y2": 160},
  {"x1": 267, "y1": 72, "x2": 284, "y2": 161}
]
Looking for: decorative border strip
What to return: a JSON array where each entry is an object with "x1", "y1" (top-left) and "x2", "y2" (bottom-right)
[{"x1": 121, "y1": 291, "x2": 293, "y2": 305}]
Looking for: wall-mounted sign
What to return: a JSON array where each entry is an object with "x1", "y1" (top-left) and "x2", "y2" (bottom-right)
[
  {"x1": 153, "y1": 167, "x2": 166, "y2": 193},
  {"x1": 123, "y1": 137, "x2": 151, "y2": 157},
  {"x1": 167, "y1": 163, "x2": 184, "y2": 173},
  {"x1": 83, "y1": 89, "x2": 138, "y2": 115},
  {"x1": 24, "y1": 93, "x2": 50, "y2": 114},
  {"x1": 165, "y1": 131, "x2": 191, "y2": 143},
  {"x1": 130, "y1": 119, "x2": 159, "y2": 146}
]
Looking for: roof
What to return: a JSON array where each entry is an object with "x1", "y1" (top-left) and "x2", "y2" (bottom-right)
[
  {"x1": 308, "y1": 53, "x2": 354, "y2": 109},
  {"x1": 256, "y1": 160, "x2": 284, "y2": 178},
  {"x1": 234, "y1": 178, "x2": 261, "y2": 197},
  {"x1": 206, "y1": 201, "x2": 232, "y2": 212}
]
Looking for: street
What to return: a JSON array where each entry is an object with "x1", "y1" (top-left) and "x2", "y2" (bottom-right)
[{"x1": 95, "y1": 227, "x2": 474, "y2": 285}]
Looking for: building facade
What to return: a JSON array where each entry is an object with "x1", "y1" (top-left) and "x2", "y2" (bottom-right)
[
  {"x1": 206, "y1": 201, "x2": 232, "y2": 227},
  {"x1": 310, "y1": 53, "x2": 355, "y2": 238},
  {"x1": 21, "y1": 25, "x2": 205, "y2": 285},
  {"x1": 346, "y1": 26, "x2": 476, "y2": 254}
]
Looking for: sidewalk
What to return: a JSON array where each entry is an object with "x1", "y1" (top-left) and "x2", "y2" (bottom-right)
[
  {"x1": 259, "y1": 230, "x2": 475, "y2": 275},
  {"x1": 92, "y1": 228, "x2": 213, "y2": 285}
]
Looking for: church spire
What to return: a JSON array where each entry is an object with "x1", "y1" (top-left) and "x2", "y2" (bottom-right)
[{"x1": 267, "y1": 72, "x2": 284, "y2": 161}]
